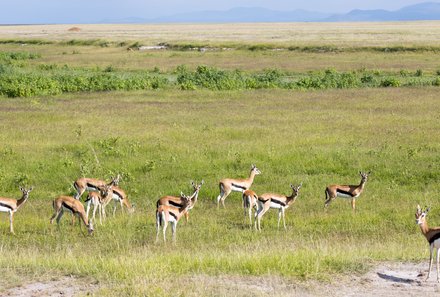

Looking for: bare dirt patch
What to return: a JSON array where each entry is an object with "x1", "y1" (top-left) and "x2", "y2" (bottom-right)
[
  {"x1": 2, "y1": 276, "x2": 98, "y2": 297},
  {"x1": 187, "y1": 262, "x2": 440, "y2": 297}
]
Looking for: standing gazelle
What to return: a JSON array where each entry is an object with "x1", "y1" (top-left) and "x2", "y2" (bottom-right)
[
  {"x1": 255, "y1": 183, "x2": 302, "y2": 231},
  {"x1": 85, "y1": 184, "x2": 113, "y2": 225},
  {"x1": 324, "y1": 171, "x2": 370, "y2": 211},
  {"x1": 156, "y1": 193, "x2": 191, "y2": 243},
  {"x1": 0, "y1": 186, "x2": 33, "y2": 233},
  {"x1": 50, "y1": 195, "x2": 94, "y2": 235},
  {"x1": 242, "y1": 189, "x2": 258, "y2": 227},
  {"x1": 216, "y1": 164, "x2": 261, "y2": 208},
  {"x1": 73, "y1": 174, "x2": 120, "y2": 200},
  {"x1": 108, "y1": 186, "x2": 134, "y2": 216},
  {"x1": 156, "y1": 180, "x2": 204, "y2": 223},
  {"x1": 415, "y1": 205, "x2": 440, "y2": 282}
]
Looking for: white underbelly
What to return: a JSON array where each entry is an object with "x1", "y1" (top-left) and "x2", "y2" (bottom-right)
[
  {"x1": 0, "y1": 206, "x2": 13, "y2": 213},
  {"x1": 270, "y1": 202, "x2": 283, "y2": 209},
  {"x1": 336, "y1": 193, "x2": 358, "y2": 199},
  {"x1": 432, "y1": 239, "x2": 440, "y2": 249},
  {"x1": 231, "y1": 186, "x2": 246, "y2": 192}
]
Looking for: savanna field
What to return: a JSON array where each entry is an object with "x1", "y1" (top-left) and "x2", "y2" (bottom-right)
[{"x1": 1, "y1": 22, "x2": 440, "y2": 296}]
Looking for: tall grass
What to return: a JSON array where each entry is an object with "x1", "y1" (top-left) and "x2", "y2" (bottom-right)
[{"x1": 0, "y1": 87, "x2": 439, "y2": 295}]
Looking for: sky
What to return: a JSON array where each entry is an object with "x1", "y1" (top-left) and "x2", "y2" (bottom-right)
[{"x1": 0, "y1": 0, "x2": 436, "y2": 24}]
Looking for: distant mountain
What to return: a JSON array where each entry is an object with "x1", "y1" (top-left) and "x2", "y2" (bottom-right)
[
  {"x1": 99, "y1": 2, "x2": 440, "y2": 24},
  {"x1": 152, "y1": 7, "x2": 331, "y2": 23},
  {"x1": 325, "y1": 2, "x2": 440, "y2": 21}
]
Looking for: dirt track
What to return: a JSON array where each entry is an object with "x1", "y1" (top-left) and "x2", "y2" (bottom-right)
[{"x1": 2, "y1": 262, "x2": 440, "y2": 296}]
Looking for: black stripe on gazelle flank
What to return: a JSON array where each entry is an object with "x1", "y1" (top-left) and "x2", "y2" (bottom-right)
[
  {"x1": 62, "y1": 202, "x2": 75, "y2": 213},
  {"x1": 86, "y1": 183, "x2": 99, "y2": 191},
  {"x1": 113, "y1": 190, "x2": 124, "y2": 200},
  {"x1": 169, "y1": 212, "x2": 178, "y2": 221},
  {"x1": 0, "y1": 202, "x2": 14, "y2": 211},
  {"x1": 336, "y1": 189, "x2": 355, "y2": 197},
  {"x1": 429, "y1": 232, "x2": 440, "y2": 245},
  {"x1": 231, "y1": 183, "x2": 247, "y2": 191},
  {"x1": 271, "y1": 198, "x2": 286, "y2": 207},
  {"x1": 169, "y1": 201, "x2": 183, "y2": 208}
]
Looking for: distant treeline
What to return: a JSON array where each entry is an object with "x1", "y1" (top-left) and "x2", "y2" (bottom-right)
[{"x1": 1, "y1": 51, "x2": 440, "y2": 97}]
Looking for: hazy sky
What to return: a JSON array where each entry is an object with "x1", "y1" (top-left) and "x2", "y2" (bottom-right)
[{"x1": 0, "y1": 0, "x2": 436, "y2": 24}]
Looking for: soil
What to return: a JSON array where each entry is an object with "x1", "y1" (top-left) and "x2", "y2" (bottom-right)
[{"x1": 2, "y1": 262, "x2": 439, "y2": 296}]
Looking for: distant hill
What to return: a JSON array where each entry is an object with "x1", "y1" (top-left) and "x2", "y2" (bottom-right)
[
  {"x1": 99, "y1": 2, "x2": 440, "y2": 24},
  {"x1": 326, "y1": 2, "x2": 440, "y2": 21}
]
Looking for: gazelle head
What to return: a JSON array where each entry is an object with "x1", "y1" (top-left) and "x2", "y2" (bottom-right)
[
  {"x1": 88, "y1": 221, "x2": 94, "y2": 235},
  {"x1": 415, "y1": 205, "x2": 430, "y2": 225},
  {"x1": 110, "y1": 174, "x2": 121, "y2": 186},
  {"x1": 98, "y1": 184, "x2": 113, "y2": 199},
  {"x1": 251, "y1": 164, "x2": 262, "y2": 175},
  {"x1": 191, "y1": 180, "x2": 204, "y2": 193},
  {"x1": 19, "y1": 186, "x2": 33, "y2": 198},
  {"x1": 359, "y1": 171, "x2": 370, "y2": 182},
  {"x1": 290, "y1": 182, "x2": 302, "y2": 197}
]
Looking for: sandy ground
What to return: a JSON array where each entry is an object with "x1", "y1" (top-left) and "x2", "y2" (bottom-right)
[
  {"x1": 2, "y1": 262, "x2": 439, "y2": 296},
  {"x1": 2, "y1": 276, "x2": 98, "y2": 297}
]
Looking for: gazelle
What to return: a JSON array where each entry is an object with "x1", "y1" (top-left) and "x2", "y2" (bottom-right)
[
  {"x1": 107, "y1": 186, "x2": 134, "y2": 216},
  {"x1": 73, "y1": 174, "x2": 120, "y2": 200},
  {"x1": 0, "y1": 186, "x2": 33, "y2": 233},
  {"x1": 242, "y1": 189, "x2": 258, "y2": 227},
  {"x1": 156, "y1": 193, "x2": 191, "y2": 243},
  {"x1": 156, "y1": 180, "x2": 204, "y2": 223},
  {"x1": 324, "y1": 171, "x2": 370, "y2": 211},
  {"x1": 50, "y1": 195, "x2": 94, "y2": 235},
  {"x1": 85, "y1": 184, "x2": 113, "y2": 225},
  {"x1": 255, "y1": 183, "x2": 302, "y2": 231},
  {"x1": 415, "y1": 205, "x2": 440, "y2": 282},
  {"x1": 216, "y1": 164, "x2": 261, "y2": 208}
]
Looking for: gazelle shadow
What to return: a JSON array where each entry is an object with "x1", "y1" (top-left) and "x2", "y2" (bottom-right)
[{"x1": 377, "y1": 272, "x2": 421, "y2": 285}]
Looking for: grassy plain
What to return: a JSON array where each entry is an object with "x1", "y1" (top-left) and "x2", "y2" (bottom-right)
[{"x1": 0, "y1": 22, "x2": 440, "y2": 296}]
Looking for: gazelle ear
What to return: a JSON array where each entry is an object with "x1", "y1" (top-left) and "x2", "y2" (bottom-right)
[
  {"x1": 191, "y1": 180, "x2": 195, "y2": 186},
  {"x1": 19, "y1": 186, "x2": 24, "y2": 191},
  {"x1": 201, "y1": 180, "x2": 204, "y2": 185},
  {"x1": 417, "y1": 204, "x2": 421, "y2": 213},
  {"x1": 29, "y1": 186, "x2": 34, "y2": 191},
  {"x1": 368, "y1": 171, "x2": 371, "y2": 175},
  {"x1": 425, "y1": 207, "x2": 431, "y2": 213},
  {"x1": 298, "y1": 182, "x2": 303, "y2": 188}
]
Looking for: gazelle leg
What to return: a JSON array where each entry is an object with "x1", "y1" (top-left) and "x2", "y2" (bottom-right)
[
  {"x1": 9, "y1": 212, "x2": 14, "y2": 234},
  {"x1": 113, "y1": 200, "x2": 117, "y2": 217},
  {"x1": 86, "y1": 200, "x2": 91, "y2": 219},
  {"x1": 427, "y1": 245, "x2": 434, "y2": 281},
  {"x1": 185, "y1": 212, "x2": 189, "y2": 224},
  {"x1": 248, "y1": 206, "x2": 253, "y2": 227},
  {"x1": 162, "y1": 219, "x2": 168, "y2": 243},
  {"x1": 155, "y1": 212, "x2": 160, "y2": 243},
  {"x1": 172, "y1": 222, "x2": 177, "y2": 243},
  {"x1": 277, "y1": 209, "x2": 282, "y2": 229},
  {"x1": 256, "y1": 203, "x2": 269, "y2": 231},
  {"x1": 351, "y1": 199, "x2": 356, "y2": 212},
  {"x1": 436, "y1": 248, "x2": 440, "y2": 283},
  {"x1": 220, "y1": 190, "x2": 232, "y2": 208},
  {"x1": 282, "y1": 208, "x2": 287, "y2": 230},
  {"x1": 56, "y1": 209, "x2": 64, "y2": 225}
]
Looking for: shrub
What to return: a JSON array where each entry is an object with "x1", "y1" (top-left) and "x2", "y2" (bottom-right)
[{"x1": 380, "y1": 78, "x2": 401, "y2": 87}]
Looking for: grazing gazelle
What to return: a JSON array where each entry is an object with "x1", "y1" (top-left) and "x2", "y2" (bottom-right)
[
  {"x1": 255, "y1": 183, "x2": 302, "y2": 231},
  {"x1": 108, "y1": 186, "x2": 134, "y2": 216},
  {"x1": 242, "y1": 189, "x2": 258, "y2": 227},
  {"x1": 0, "y1": 186, "x2": 33, "y2": 233},
  {"x1": 324, "y1": 171, "x2": 370, "y2": 211},
  {"x1": 85, "y1": 184, "x2": 113, "y2": 225},
  {"x1": 156, "y1": 180, "x2": 204, "y2": 223},
  {"x1": 415, "y1": 205, "x2": 440, "y2": 283},
  {"x1": 50, "y1": 195, "x2": 94, "y2": 235},
  {"x1": 156, "y1": 193, "x2": 191, "y2": 243},
  {"x1": 216, "y1": 164, "x2": 261, "y2": 208},
  {"x1": 73, "y1": 174, "x2": 120, "y2": 200}
]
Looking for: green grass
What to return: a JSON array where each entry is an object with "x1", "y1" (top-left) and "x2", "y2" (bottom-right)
[{"x1": 0, "y1": 87, "x2": 439, "y2": 295}]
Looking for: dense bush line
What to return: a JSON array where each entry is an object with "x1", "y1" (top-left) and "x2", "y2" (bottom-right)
[{"x1": 1, "y1": 51, "x2": 440, "y2": 97}]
